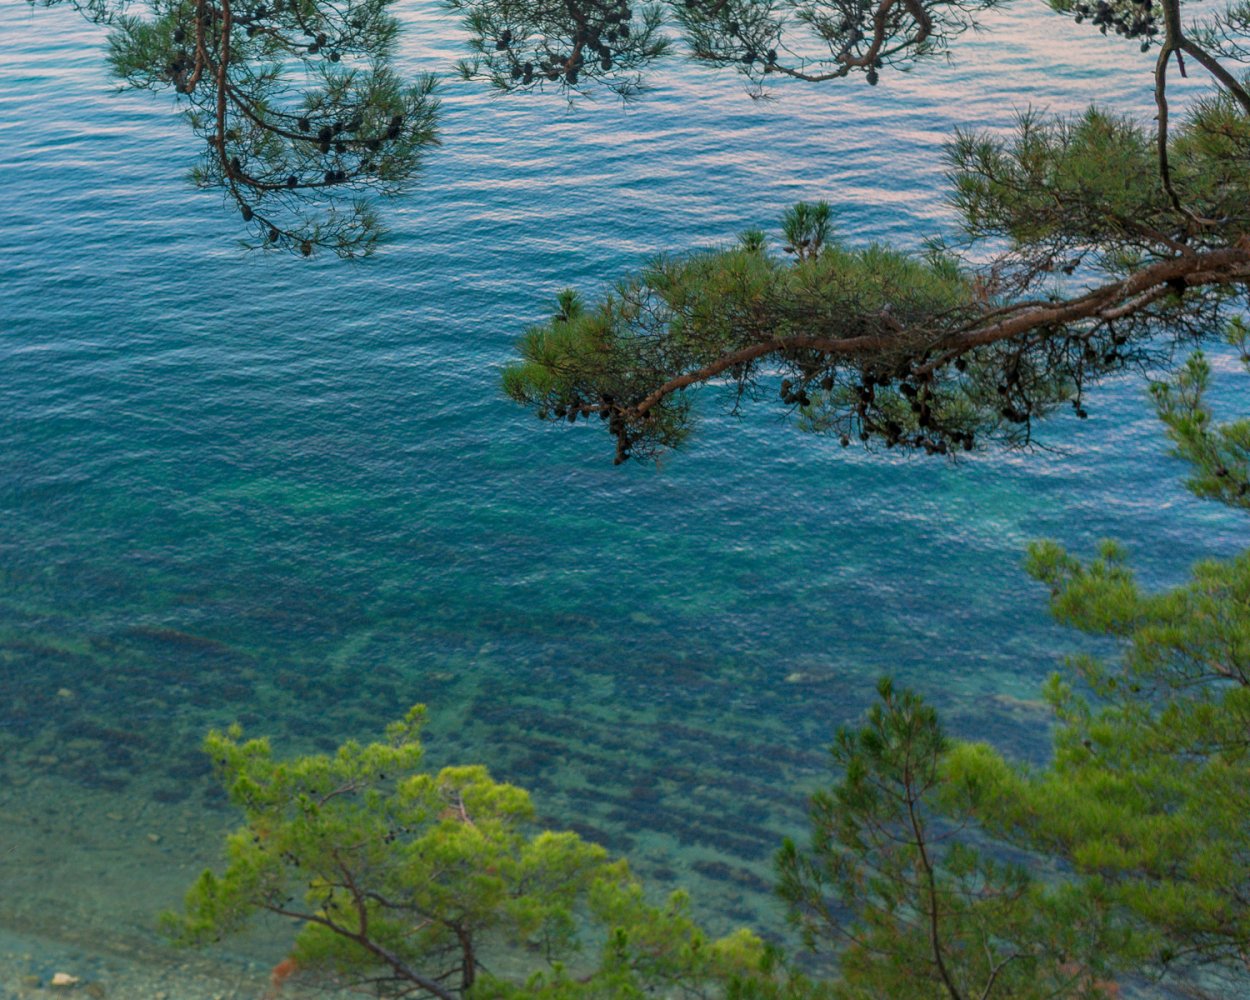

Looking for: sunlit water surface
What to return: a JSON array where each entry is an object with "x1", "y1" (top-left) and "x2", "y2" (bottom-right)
[{"x1": 1, "y1": 0, "x2": 1246, "y2": 990}]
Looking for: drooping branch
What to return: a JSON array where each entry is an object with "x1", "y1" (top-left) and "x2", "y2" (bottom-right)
[
  {"x1": 671, "y1": 0, "x2": 982, "y2": 90},
  {"x1": 50, "y1": 0, "x2": 440, "y2": 255},
  {"x1": 447, "y1": 0, "x2": 673, "y2": 98}
]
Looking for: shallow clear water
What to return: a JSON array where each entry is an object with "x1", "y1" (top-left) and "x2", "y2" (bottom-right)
[{"x1": 1, "y1": 0, "x2": 1246, "y2": 983}]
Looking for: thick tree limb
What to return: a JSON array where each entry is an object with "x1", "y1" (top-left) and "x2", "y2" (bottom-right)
[
  {"x1": 1180, "y1": 39, "x2": 1250, "y2": 117},
  {"x1": 630, "y1": 246, "x2": 1250, "y2": 419},
  {"x1": 262, "y1": 902, "x2": 459, "y2": 1000}
]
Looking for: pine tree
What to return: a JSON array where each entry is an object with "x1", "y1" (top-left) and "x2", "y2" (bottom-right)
[
  {"x1": 942, "y1": 349, "x2": 1250, "y2": 992},
  {"x1": 776, "y1": 678, "x2": 1130, "y2": 1000},
  {"x1": 164, "y1": 705, "x2": 790, "y2": 998}
]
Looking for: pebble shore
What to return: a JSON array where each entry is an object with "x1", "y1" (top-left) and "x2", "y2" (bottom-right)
[{"x1": 0, "y1": 925, "x2": 274, "y2": 1000}]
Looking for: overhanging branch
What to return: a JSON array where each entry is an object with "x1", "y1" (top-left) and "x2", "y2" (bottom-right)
[{"x1": 629, "y1": 246, "x2": 1250, "y2": 419}]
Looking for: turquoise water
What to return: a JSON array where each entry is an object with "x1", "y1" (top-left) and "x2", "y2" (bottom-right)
[{"x1": 1, "y1": 0, "x2": 1247, "y2": 985}]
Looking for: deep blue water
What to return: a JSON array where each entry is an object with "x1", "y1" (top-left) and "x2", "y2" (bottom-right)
[{"x1": 1, "y1": 0, "x2": 1246, "y2": 979}]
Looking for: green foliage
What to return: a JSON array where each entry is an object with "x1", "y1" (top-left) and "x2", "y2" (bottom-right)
[
  {"x1": 944, "y1": 354, "x2": 1250, "y2": 987},
  {"x1": 45, "y1": 0, "x2": 439, "y2": 256},
  {"x1": 447, "y1": 0, "x2": 672, "y2": 99},
  {"x1": 502, "y1": 217, "x2": 986, "y2": 462},
  {"x1": 1152, "y1": 332, "x2": 1250, "y2": 508},
  {"x1": 166, "y1": 360, "x2": 1250, "y2": 998},
  {"x1": 779, "y1": 201, "x2": 832, "y2": 262},
  {"x1": 778, "y1": 678, "x2": 1125, "y2": 1000},
  {"x1": 1048, "y1": 0, "x2": 1161, "y2": 46},
  {"x1": 165, "y1": 706, "x2": 785, "y2": 998},
  {"x1": 43, "y1": 0, "x2": 1250, "y2": 985},
  {"x1": 948, "y1": 108, "x2": 1165, "y2": 254},
  {"x1": 948, "y1": 102, "x2": 1250, "y2": 266}
]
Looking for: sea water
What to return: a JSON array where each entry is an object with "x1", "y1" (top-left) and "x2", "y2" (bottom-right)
[{"x1": 0, "y1": 0, "x2": 1246, "y2": 993}]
